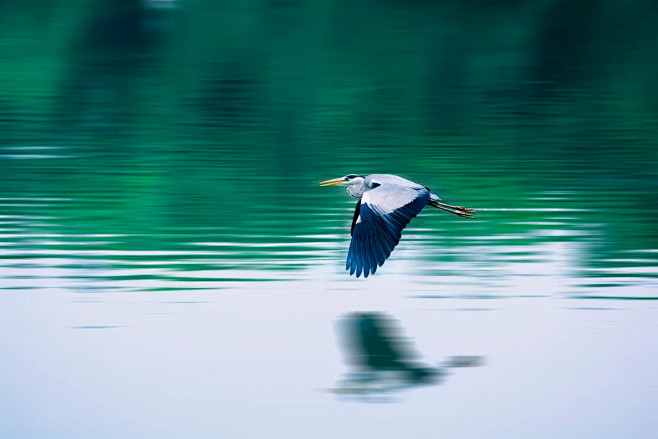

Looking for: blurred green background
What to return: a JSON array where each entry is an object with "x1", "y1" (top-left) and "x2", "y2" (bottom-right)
[{"x1": 0, "y1": 0, "x2": 657, "y2": 287}]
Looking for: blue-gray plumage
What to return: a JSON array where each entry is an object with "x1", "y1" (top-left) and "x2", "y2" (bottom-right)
[{"x1": 320, "y1": 174, "x2": 474, "y2": 277}]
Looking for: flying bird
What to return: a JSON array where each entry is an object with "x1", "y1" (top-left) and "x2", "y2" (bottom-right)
[{"x1": 320, "y1": 174, "x2": 474, "y2": 277}]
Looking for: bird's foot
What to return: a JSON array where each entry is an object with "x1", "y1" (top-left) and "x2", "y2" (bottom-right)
[
  {"x1": 455, "y1": 211, "x2": 474, "y2": 218},
  {"x1": 452, "y1": 206, "x2": 475, "y2": 218}
]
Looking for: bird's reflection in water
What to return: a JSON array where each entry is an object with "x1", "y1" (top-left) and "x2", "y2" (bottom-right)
[{"x1": 333, "y1": 312, "x2": 484, "y2": 400}]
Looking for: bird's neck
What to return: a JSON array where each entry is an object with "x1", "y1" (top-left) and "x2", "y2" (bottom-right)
[{"x1": 347, "y1": 179, "x2": 367, "y2": 198}]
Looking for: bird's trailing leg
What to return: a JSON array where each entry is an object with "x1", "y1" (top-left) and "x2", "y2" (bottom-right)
[
  {"x1": 433, "y1": 201, "x2": 474, "y2": 213},
  {"x1": 429, "y1": 200, "x2": 475, "y2": 218}
]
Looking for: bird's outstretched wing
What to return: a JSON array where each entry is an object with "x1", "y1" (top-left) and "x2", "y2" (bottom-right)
[{"x1": 347, "y1": 183, "x2": 430, "y2": 277}]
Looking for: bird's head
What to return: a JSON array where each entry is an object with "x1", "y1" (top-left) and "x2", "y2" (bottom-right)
[{"x1": 319, "y1": 174, "x2": 364, "y2": 187}]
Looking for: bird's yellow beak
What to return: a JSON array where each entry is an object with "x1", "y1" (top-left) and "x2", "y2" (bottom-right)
[{"x1": 319, "y1": 177, "x2": 346, "y2": 187}]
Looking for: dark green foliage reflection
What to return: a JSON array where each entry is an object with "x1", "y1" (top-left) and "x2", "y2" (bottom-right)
[{"x1": 0, "y1": 0, "x2": 657, "y2": 295}]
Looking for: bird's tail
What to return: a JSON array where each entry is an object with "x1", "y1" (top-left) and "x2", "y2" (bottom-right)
[{"x1": 428, "y1": 197, "x2": 475, "y2": 218}]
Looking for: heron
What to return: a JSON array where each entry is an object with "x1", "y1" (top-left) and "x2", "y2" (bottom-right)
[{"x1": 320, "y1": 174, "x2": 474, "y2": 277}]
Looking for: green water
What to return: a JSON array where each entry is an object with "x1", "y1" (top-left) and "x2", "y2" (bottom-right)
[
  {"x1": 1, "y1": 1, "x2": 657, "y2": 437},
  {"x1": 2, "y1": 127, "x2": 657, "y2": 296}
]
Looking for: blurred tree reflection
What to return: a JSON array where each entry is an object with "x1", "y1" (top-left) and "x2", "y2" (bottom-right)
[{"x1": 0, "y1": 0, "x2": 656, "y2": 257}]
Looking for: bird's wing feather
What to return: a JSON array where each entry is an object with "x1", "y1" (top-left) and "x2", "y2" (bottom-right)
[
  {"x1": 350, "y1": 200, "x2": 361, "y2": 236},
  {"x1": 347, "y1": 183, "x2": 430, "y2": 278}
]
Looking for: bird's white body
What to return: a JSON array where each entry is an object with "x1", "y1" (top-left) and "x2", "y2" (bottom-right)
[{"x1": 346, "y1": 174, "x2": 431, "y2": 200}]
